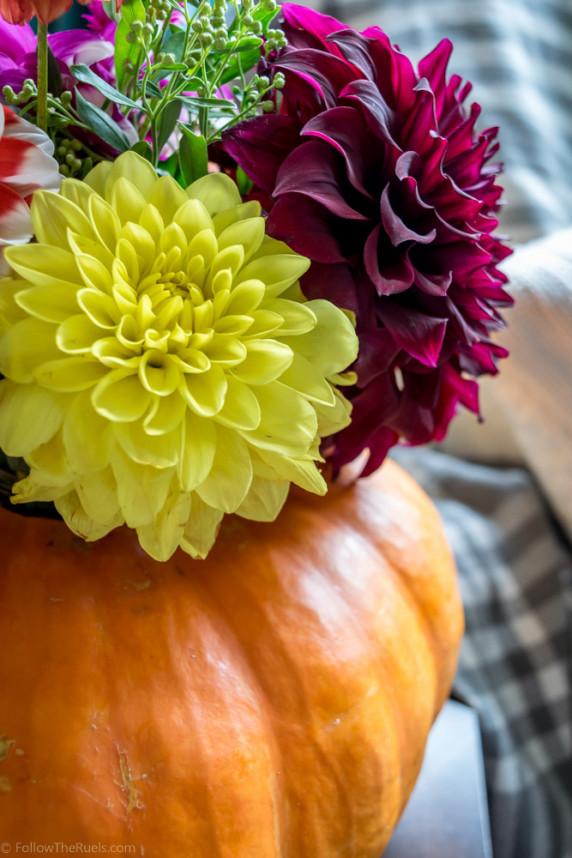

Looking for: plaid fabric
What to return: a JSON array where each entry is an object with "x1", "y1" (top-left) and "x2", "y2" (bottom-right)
[
  {"x1": 315, "y1": 0, "x2": 572, "y2": 245},
  {"x1": 391, "y1": 448, "x2": 572, "y2": 858},
  {"x1": 305, "y1": 1, "x2": 572, "y2": 854}
]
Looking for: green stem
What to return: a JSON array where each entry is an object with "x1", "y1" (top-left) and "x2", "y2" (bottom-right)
[{"x1": 36, "y1": 21, "x2": 48, "y2": 133}]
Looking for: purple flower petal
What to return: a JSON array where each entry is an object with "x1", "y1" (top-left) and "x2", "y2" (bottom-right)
[
  {"x1": 221, "y1": 4, "x2": 513, "y2": 472},
  {"x1": 274, "y1": 138, "x2": 370, "y2": 220}
]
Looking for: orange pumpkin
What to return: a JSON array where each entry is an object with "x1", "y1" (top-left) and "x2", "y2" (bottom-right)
[{"x1": 0, "y1": 460, "x2": 462, "y2": 857}]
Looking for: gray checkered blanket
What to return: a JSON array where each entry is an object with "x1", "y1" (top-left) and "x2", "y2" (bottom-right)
[
  {"x1": 312, "y1": 0, "x2": 572, "y2": 855},
  {"x1": 392, "y1": 448, "x2": 571, "y2": 858}
]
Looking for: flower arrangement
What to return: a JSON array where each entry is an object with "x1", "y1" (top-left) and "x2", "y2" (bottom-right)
[{"x1": 0, "y1": 0, "x2": 511, "y2": 562}]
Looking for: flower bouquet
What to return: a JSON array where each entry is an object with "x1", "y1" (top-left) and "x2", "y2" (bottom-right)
[{"x1": 0, "y1": 0, "x2": 511, "y2": 853}]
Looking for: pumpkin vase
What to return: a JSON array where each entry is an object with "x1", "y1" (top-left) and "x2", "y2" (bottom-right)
[{"x1": 0, "y1": 459, "x2": 463, "y2": 857}]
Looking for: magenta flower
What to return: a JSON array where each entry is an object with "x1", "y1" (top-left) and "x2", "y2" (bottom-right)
[
  {"x1": 0, "y1": 15, "x2": 135, "y2": 154},
  {"x1": 0, "y1": 15, "x2": 114, "y2": 92},
  {"x1": 222, "y1": 3, "x2": 512, "y2": 475}
]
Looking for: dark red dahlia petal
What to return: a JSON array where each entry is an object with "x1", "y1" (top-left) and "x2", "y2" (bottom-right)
[
  {"x1": 280, "y1": 3, "x2": 347, "y2": 54},
  {"x1": 432, "y1": 366, "x2": 480, "y2": 440},
  {"x1": 299, "y1": 260, "x2": 360, "y2": 315},
  {"x1": 341, "y1": 79, "x2": 400, "y2": 150},
  {"x1": 458, "y1": 340, "x2": 509, "y2": 376},
  {"x1": 222, "y1": 114, "x2": 300, "y2": 194},
  {"x1": 302, "y1": 106, "x2": 375, "y2": 199},
  {"x1": 275, "y1": 47, "x2": 358, "y2": 110},
  {"x1": 364, "y1": 224, "x2": 415, "y2": 295},
  {"x1": 266, "y1": 194, "x2": 347, "y2": 263},
  {"x1": 327, "y1": 374, "x2": 401, "y2": 472},
  {"x1": 352, "y1": 327, "x2": 401, "y2": 387},
  {"x1": 335, "y1": 28, "x2": 418, "y2": 115},
  {"x1": 417, "y1": 39, "x2": 454, "y2": 118},
  {"x1": 274, "y1": 138, "x2": 370, "y2": 220},
  {"x1": 376, "y1": 298, "x2": 448, "y2": 367},
  {"x1": 380, "y1": 183, "x2": 437, "y2": 246}
]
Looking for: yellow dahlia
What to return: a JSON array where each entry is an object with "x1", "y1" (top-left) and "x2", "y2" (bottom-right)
[{"x1": 0, "y1": 151, "x2": 358, "y2": 560}]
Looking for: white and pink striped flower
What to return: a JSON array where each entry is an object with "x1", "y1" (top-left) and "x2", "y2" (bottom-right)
[{"x1": 0, "y1": 104, "x2": 61, "y2": 275}]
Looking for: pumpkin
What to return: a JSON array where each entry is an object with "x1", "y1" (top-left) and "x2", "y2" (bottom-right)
[{"x1": 0, "y1": 459, "x2": 463, "y2": 857}]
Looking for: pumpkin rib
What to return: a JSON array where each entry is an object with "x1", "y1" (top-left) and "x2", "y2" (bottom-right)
[
  {"x1": 306, "y1": 511, "x2": 441, "y2": 815},
  {"x1": 197, "y1": 515, "x2": 423, "y2": 857},
  {"x1": 195, "y1": 536, "x2": 393, "y2": 857}
]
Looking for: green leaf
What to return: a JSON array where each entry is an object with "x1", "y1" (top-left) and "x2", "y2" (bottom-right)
[
  {"x1": 114, "y1": 0, "x2": 145, "y2": 90},
  {"x1": 120, "y1": 0, "x2": 146, "y2": 27},
  {"x1": 252, "y1": 5, "x2": 279, "y2": 33},
  {"x1": 130, "y1": 140, "x2": 154, "y2": 163},
  {"x1": 156, "y1": 98, "x2": 182, "y2": 153},
  {"x1": 178, "y1": 94, "x2": 237, "y2": 111},
  {"x1": 158, "y1": 152, "x2": 178, "y2": 178},
  {"x1": 47, "y1": 44, "x2": 63, "y2": 98},
  {"x1": 144, "y1": 81, "x2": 163, "y2": 99},
  {"x1": 101, "y1": 0, "x2": 121, "y2": 22},
  {"x1": 70, "y1": 64, "x2": 141, "y2": 111},
  {"x1": 152, "y1": 62, "x2": 188, "y2": 74},
  {"x1": 162, "y1": 31, "x2": 186, "y2": 63},
  {"x1": 74, "y1": 89, "x2": 131, "y2": 153},
  {"x1": 216, "y1": 40, "x2": 264, "y2": 87},
  {"x1": 236, "y1": 166, "x2": 254, "y2": 196},
  {"x1": 178, "y1": 126, "x2": 208, "y2": 187}
]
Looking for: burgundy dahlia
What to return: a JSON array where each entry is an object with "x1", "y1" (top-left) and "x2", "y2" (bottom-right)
[{"x1": 222, "y1": 3, "x2": 513, "y2": 475}]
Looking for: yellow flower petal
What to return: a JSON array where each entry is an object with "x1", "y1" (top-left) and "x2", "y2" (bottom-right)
[
  {"x1": 0, "y1": 317, "x2": 60, "y2": 382},
  {"x1": 110, "y1": 177, "x2": 147, "y2": 225},
  {"x1": 136, "y1": 482, "x2": 192, "y2": 562},
  {"x1": 139, "y1": 350, "x2": 181, "y2": 397},
  {"x1": 217, "y1": 217, "x2": 265, "y2": 263},
  {"x1": 88, "y1": 194, "x2": 121, "y2": 253},
  {"x1": 179, "y1": 411, "x2": 216, "y2": 493},
  {"x1": 92, "y1": 370, "x2": 151, "y2": 422},
  {"x1": 235, "y1": 246, "x2": 310, "y2": 298},
  {"x1": 180, "y1": 364, "x2": 227, "y2": 417},
  {"x1": 148, "y1": 175, "x2": 188, "y2": 223},
  {"x1": 31, "y1": 190, "x2": 94, "y2": 248},
  {"x1": 114, "y1": 419, "x2": 182, "y2": 468},
  {"x1": 186, "y1": 172, "x2": 241, "y2": 217},
  {"x1": 244, "y1": 382, "x2": 317, "y2": 456},
  {"x1": 289, "y1": 299, "x2": 358, "y2": 376},
  {"x1": 5, "y1": 244, "x2": 82, "y2": 289},
  {"x1": 104, "y1": 151, "x2": 158, "y2": 201},
  {"x1": 277, "y1": 352, "x2": 336, "y2": 405},
  {"x1": 35, "y1": 357, "x2": 108, "y2": 392},
  {"x1": 75, "y1": 466, "x2": 122, "y2": 526},
  {"x1": 234, "y1": 475, "x2": 289, "y2": 522},
  {"x1": 173, "y1": 198, "x2": 213, "y2": 238},
  {"x1": 144, "y1": 392, "x2": 186, "y2": 436},
  {"x1": 261, "y1": 298, "x2": 317, "y2": 336},
  {"x1": 16, "y1": 284, "x2": 81, "y2": 324},
  {"x1": 232, "y1": 339, "x2": 293, "y2": 385},
  {"x1": 57, "y1": 315, "x2": 105, "y2": 354},
  {"x1": 212, "y1": 200, "x2": 261, "y2": 236},
  {"x1": 110, "y1": 447, "x2": 175, "y2": 527},
  {"x1": 214, "y1": 375, "x2": 261, "y2": 431},
  {"x1": 0, "y1": 380, "x2": 63, "y2": 456},
  {"x1": 26, "y1": 429, "x2": 70, "y2": 487},
  {"x1": 83, "y1": 159, "x2": 112, "y2": 196},
  {"x1": 63, "y1": 391, "x2": 113, "y2": 473},
  {"x1": 180, "y1": 493, "x2": 223, "y2": 559},
  {"x1": 254, "y1": 447, "x2": 328, "y2": 495},
  {"x1": 196, "y1": 425, "x2": 253, "y2": 514},
  {"x1": 56, "y1": 488, "x2": 122, "y2": 541}
]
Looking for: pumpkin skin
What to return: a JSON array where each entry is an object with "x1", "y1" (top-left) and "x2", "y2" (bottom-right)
[{"x1": 0, "y1": 460, "x2": 463, "y2": 857}]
